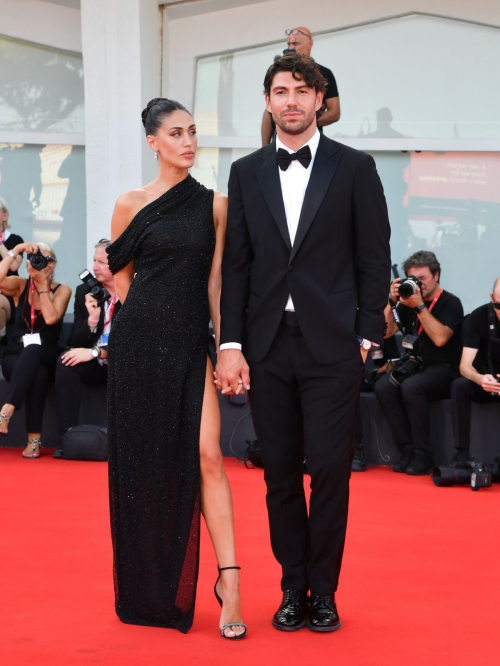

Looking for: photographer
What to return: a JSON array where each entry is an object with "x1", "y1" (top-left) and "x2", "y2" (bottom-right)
[
  {"x1": 0, "y1": 242, "x2": 71, "y2": 458},
  {"x1": 53, "y1": 239, "x2": 120, "y2": 458},
  {"x1": 448, "y1": 278, "x2": 500, "y2": 467},
  {"x1": 374, "y1": 251, "x2": 463, "y2": 475},
  {"x1": 0, "y1": 196, "x2": 25, "y2": 338}
]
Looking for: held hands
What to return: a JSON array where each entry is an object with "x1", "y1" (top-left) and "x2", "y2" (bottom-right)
[
  {"x1": 481, "y1": 374, "x2": 500, "y2": 394},
  {"x1": 61, "y1": 348, "x2": 94, "y2": 366},
  {"x1": 214, "y1": 349, "x2": 251, "y2": 395}
]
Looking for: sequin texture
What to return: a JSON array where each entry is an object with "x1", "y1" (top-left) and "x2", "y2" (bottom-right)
[{"x1": 106, "y1": 175, "x2": 215, "y2": 633}]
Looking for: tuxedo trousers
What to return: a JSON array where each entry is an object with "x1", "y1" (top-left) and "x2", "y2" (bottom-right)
[{"x1": 248, "y1": 316, "x2": 363, "y2": 593}]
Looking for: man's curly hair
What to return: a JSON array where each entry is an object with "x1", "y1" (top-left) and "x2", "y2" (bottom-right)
[{"x1": 263, "y1": 53, "x2": 327, "y2": 96}]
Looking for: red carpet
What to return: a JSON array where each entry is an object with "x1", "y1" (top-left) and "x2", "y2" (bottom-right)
[{"x1": 1, "y1": 448, "x2": 499, "y2": 666}]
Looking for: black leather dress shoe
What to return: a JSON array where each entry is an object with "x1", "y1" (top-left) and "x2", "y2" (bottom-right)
[
  {"x1": 393, "y1": 445, "x2": 413, "y2": 473},
  {"x1": 307, "y1": 592, "x2": 341, "y2": 632},
  {"x1": 351, "y1": 441, "x2": 367, "y2": 472},
  {"x1": 271, "y1": 589, "x2": 308, "y2": 631},
  {"x1": 446, "y1": 452, "x2": 472, "y2": 469},
  {"x1": 53, "y1": 449, "x2": 64, "y2": 459},
  {"x1": 406, "y1": 448, "x2": 434, "y2": 475}
]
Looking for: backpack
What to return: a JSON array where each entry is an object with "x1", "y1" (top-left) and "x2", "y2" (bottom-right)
[{"x1": 62, "y1": 425, "x2": 108, "y2": 461}]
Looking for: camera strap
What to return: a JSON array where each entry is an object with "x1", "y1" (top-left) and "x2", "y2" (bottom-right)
[
  {"x1": 487, "y1": 303, "x2": 500, "y2": 376},
  {"x1": 417, "y1": 288, "x2": 442, "y2": 336},
  {"x1": 104, "y1": 294, "x2": 119, "y2": 328},
  {"x1": 22, "y1": 279, "x2": 46, "y2": 334}
]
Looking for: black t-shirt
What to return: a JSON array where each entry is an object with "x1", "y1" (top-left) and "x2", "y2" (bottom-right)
[
  {"x1": 4, "y1": 233, "x2": 24, "y2": 277},
  {"x1": 463, "y1": 303, "x2": 500, "y2": 375},
  {"x1": 318, "y1": 64, "x2": 338, "y2": 100},
  {"x1": 395, "y1": 289, "x2": 464, "y2": 368}
]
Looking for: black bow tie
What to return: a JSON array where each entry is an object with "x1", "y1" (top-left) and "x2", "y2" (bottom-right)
[{"x1": 277, "y1": 145, "x2": 312, "y2": 171}]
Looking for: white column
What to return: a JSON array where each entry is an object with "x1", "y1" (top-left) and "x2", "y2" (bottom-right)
[{"x1": 81, "y1": 0, "x2": 161, "y2": 267}]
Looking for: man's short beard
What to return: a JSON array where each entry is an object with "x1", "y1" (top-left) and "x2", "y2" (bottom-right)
[{"x1": 273, "y1": 108, "x2": 316, "y2": 136}]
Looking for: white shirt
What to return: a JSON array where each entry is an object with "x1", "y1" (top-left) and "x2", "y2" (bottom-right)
[{"x1": 220, "y1": 130, "x2": 320, "y2": 352}]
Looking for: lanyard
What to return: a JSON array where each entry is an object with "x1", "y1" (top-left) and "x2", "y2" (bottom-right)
[
  {"x1": 23, "y1": 279, "x2": 46, "y2": 334},
  {"x1": 417, "y1": 288, "x2": 442, "y2": 335},
  {"x1": 104, "y1": 294, "x2": 118, "y2": 327}
]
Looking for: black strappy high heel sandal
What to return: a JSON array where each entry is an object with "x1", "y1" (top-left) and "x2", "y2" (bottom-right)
[{"x1": 214, "y1": 566, "x2": 247, "y2": 640}]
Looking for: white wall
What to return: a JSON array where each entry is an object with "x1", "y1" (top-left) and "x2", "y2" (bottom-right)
[
  {"x1": 0, "y1": 0, "x2": 82, "y2": 52},
  {"x1": 164, "y1": 0, "x2": 500, "y2": 110},
  {"x1": 81, "y1": 0, "x2": 161, "y2": 266}
]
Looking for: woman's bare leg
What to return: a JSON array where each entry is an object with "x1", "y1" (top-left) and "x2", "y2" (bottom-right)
[{"x1": 200, "y1": 357, "x2": 244, "y2": 637}]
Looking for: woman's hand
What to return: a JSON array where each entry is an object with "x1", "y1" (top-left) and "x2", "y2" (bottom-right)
[
  {"x1": 27, "y1": 262, "x2": 50, "y2": 289},
  {"x1": 61, "y1": 348, "x2": 94, "y2": 367},
  {"x1": 85, "y1": 293, "x2": 100, "y2": 321},
  {"x1": 12, "y1": 242, "x2": 38, "y2": 256}
]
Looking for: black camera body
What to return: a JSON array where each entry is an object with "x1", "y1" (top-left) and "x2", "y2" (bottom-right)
[
  {"x1": 79, "y1": 269, "x2": 110, "y2": 305},
  {"x1": 399, "y1": 276, "x2": 422, "y2": 298},
  {"x1": 432, "y1": 458, "x2": 500, "y2": 491},
  {"x1": 389, "y1": 352, "x2": 423, "y2": 387},
  {"x1": 27, "y1": 249, "x2": 50, "y2": 271}
]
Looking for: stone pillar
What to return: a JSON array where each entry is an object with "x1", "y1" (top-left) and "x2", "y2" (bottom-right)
[{"x1": 81, "y1": 0, "x2": 161, "y2": 267}]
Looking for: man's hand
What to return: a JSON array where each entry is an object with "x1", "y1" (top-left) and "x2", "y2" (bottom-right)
[
  {"x1": 61, "y1": 348, "x2": 93, "y2": 367},
  {"x1": 215, "y1": 349, "x2": 250, "y2": 395},
  {"x1": 389, "y1": 278, "x2": 401, "y2": 306},
  {"x1": 85, "y1": 293, "x2": 100, "y2": 320},
  {"x1": 400, "y1": 284, "x2": 424, "y2": 310},
  {"x1": 480, "y1": 374, "x2": 500, "y2": 393}
]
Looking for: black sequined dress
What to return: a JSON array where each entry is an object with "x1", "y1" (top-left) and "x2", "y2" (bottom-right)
[{"x1": 106, "y1": 176, "x2": 215, "y2": 633}]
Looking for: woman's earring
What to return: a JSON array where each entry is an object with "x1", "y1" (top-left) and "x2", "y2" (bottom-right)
[{"x1": 154, "y1": 151, "x2": 158, "y2": 160}]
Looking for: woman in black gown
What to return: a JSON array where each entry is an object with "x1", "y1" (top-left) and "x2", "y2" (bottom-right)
[{"x1": 107, "y1": 99, "x2": 246, "y2": 637}]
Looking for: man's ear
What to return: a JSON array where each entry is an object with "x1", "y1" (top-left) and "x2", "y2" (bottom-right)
[
  {"x1": 315, "y1": 91, "x2": 324, "y2": 112},
  {"x1": 264, "y1": 93, "x2": 272, "y2": 115}
]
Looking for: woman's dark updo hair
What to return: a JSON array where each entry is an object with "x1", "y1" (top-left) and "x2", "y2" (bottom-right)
[{"x1": 141, "y1": 98, "x2": 190, "y2": 135}]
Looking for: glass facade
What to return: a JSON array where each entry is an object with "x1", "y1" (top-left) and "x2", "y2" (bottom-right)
[
  {"x1": 190, "y1": 148, "x2": 500, "y2": 316},
  {"x1": 194, "y1": 14, "x2": 500, "y2": 142},
  {"x1": 0, "y1": 35, "x2": 84, "y2": 135},
  {"x1": 191, "y1": 14, "x2": 500, "y2": 315},
  {"x1": 0, "y1": 35, "x2": 86, "y2": 304}
]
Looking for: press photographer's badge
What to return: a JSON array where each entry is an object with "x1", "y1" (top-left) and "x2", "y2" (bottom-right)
[
  {"x1": 98, "y1": 333, "x2": 109, "y2": 347},
  {"x1": 23, "y1": 333, "x2": 42, "y2": 347}
]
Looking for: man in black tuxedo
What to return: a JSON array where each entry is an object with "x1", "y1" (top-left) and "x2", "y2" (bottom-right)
[{"x1": 216, "y1": 54, "x2": 390, "y2": 632}]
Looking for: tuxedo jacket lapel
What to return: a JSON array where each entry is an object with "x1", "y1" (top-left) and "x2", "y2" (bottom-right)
[
  {"x1": 255, "y1": 144, "x2": 292, "y2": 251},
  {"x1": 289, "y1": 136, "x2": 341, "y2": 264}
]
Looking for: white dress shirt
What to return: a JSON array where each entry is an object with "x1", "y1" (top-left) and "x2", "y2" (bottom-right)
[{"x1": 220, "y1": 130, "x2": 320, "y2": 352}]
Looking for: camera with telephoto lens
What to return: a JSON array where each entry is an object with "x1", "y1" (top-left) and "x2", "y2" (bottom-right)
[
  {"x1": 432, "y1": 458, "x2": 500, "y2": 491},
  {"x1": 399, "y1": 275, "x2": 423, "y2": 298},
  {"x1": 79, "y1": 269, "x2": 110, "y2": 305},
  {"x1": 389, "y1": 352, "x2": 423, "y2": 387},
  {"x1": 27, "y1": 249, "x2": 50, "y2": 271}
]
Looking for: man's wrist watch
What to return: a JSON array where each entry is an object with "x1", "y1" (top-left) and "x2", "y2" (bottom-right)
[
  {"x1": 357, "y1": 337, "x2": 373, "y2": 351},
  {"x1": 7, "y1": 250, "x2": 16, "y2": 258},
  {"x1": 414, "y1": 303, "x2": 426, "y2": 313},
  {"x1": 91, "y1": 346, "x2": 101, "y2": 359}
]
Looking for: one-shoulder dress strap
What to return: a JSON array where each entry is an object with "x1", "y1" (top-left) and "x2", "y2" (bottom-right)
[{"x1": 107, "y1": 175, "x2": 202, "y2": 275}]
